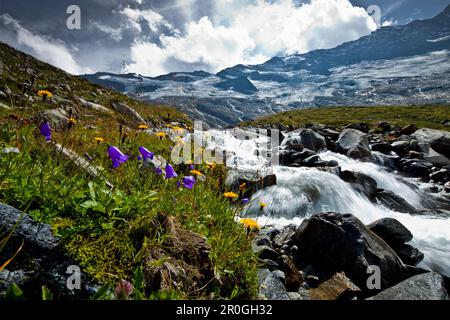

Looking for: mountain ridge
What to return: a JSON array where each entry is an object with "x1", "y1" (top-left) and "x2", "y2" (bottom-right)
[{"x1": 83, "y1": 5, "x2": 450, "y2": 128}]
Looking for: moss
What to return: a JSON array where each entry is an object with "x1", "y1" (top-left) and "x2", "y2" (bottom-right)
[{"x1": 64, "y1": 232, "x2": 136, "y2": 284}]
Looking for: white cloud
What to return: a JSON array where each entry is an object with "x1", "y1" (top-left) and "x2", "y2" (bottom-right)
[
  {"x1": 121, "y1": 7, "x2": 174, "y2": 33},
  {"x1": 91, "y1": 22, "x2": 124, "y2": 42},
  {"x1": 0, "y1": 14, "x2": 90, "y2": 74},
  {"x1": 126, "y1": 16, "x2": 265, "y2": 76},
  {"x1": 125, "y1": 0, "x2": 377, "y2": 76}
]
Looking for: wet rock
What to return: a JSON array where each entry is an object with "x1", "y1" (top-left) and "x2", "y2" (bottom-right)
[
  {"x1": 373, "y1": 190, "x2": 420, "y2": 214},
  {"x1": 392, "y1": 141, "x2": 410, "y2": 154},
  {"x1": 412, "y1": 128, "x2": 450, "y2": 158},
  {"x1": 371, "y1": 142, "x2": 392, "y2": 154},
  {"x1": 400, "y1": 124, "x2": 418, "y2": 136},
  {"x1": 294, "y1": 212, "x2": 409, "y2": 291},
  {"x1": 430, "y1": 169, "x2": 450, "y2": 183},
  {"x1": 408, "y1": 151, "x2": 423, "y2": 159},
  {"x1": 337, "y1": 129, "x2": 372, "y2": 160},
  {"x1": 396, "y1": 244, "x2": 424, "y2": 266},
  {"x1": 302, "y1": 155, "x2": 327, "y2": 167},
  {"x1": 340, "y1": 171, "x2": 378, "y2": 198},
  {"x1": 258, "y1": 269, "x2": 290, "y2": 300},
  {"x1": 297, "y1": 129, "x2": 327, "y2": 152},
  {"x1": 367, "y1": 218, "x2": 413, "y2": 246},
  {"x1": 368, "y1": 272, "x2": 449, "y2": 300},
  {"x1": 445, "y1": 182, "x2": 450, "y2": 193},
  {"x1": 309, "y1": 272, "x2": 361, "y2": 300},
  {"x1": 282, "y1": 129, "x2": 327, "y2": 152},
  {"x1": 399, "y1": 159, "x2": 433, "y2": 178}
]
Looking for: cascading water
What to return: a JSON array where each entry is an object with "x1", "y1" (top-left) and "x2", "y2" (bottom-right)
[{"x1": 199, "y1": 129, "x2": 450, "y2": 277}]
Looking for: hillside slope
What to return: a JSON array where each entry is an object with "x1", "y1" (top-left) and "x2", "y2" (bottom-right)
[{"x1": 0, "y1": 42, "x2": 189, "y2": 128}]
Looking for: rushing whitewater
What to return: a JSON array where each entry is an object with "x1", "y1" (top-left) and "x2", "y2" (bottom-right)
[{"x1": 199, "y1": 129, "x2": 450, "y2": 277}]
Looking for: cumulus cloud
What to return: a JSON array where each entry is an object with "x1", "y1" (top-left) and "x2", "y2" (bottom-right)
[
  {"x1": 0, "y1": 14, "x2": 90, "y2": 74},
  {"x1": 124, "y1": 0, "x2": 377, "y2": 76}
]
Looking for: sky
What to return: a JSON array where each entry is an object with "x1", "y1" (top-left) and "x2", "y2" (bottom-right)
[{"x1": 0, "y1": 0, "x2": 449, "y2": 76}]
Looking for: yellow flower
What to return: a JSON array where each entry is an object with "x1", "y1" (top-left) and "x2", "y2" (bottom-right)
[
  {"x1": 239, "y1": 183, "x2": 247, "y2": 191},
  {"x1": 205, "y1": 161, "x2": 216, "y2": 169},
  {"x1": 190, "y1": 170, "x2": 204, "y2": 176},
  {"x1": 95, "y1": 137, "x2": 104, "y2": 143},
  {"x1": 155, "y1": 132, "x2": 166, "y2": 139},
  {"x1": 259, "y1": 202, "x2": 267, "y2": 209},
  {"x1": 224, "y1": 192, "x2": 239, "y2": 199},
  {"x1": 37, "y1": 90, "x2": 53, "y2": 98},
  {"x1": 68, "y1": 117, "x2": 76, "y2": 125},
  {"x1": 138, "y1": 124, "x2": 149, "y2": 130},
  {"x1": 240, "y1": 218, "x2": 260, "y2": 230},
  {"x1": 172, "y1": 126, "x2": 184, "y2": 132}
]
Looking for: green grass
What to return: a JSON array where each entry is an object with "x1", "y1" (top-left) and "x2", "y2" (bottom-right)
[
  {"x1": 240, "y1": 105, "x2": 450, "y2": 131},
  {"x1": 0, "y1": 118, "x2": 258, "y2": 300}
]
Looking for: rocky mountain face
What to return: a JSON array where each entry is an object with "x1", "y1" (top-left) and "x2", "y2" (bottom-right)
[{"x1": 84, "y1": 5, "x2": 450, "y2": 127}]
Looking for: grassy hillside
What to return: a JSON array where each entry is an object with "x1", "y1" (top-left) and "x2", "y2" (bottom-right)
[
  {"x1": 0, "y1": 42, "x2": 187, "y2": 125},
  {"x1": 0, "y1": 42, "x2": 258, "y2": 300},
  {"x1": 240, "y1": 105, "x2": 450, "y2": 131}
]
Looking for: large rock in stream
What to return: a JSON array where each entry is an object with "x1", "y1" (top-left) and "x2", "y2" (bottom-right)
[
  {"x1": 336, "y1": 129, "x2": 372, "y2": 160},
  {"x1": 412, "y1": 128, "x2": 450, "y2": 159},
  {"x1": 293, "y1": 212, "x2": 410, "y2": 292}
]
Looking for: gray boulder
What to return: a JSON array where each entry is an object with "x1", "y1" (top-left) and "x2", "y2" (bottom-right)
[
  {"x1": 337, "y1": 129, "x2": 372, "y2": 160},
  {"x1": 294, "y1": 212, "x2": 409, "y2": 291},
  {"x1": 282, "y1": 129, "x2": 327, "y2": 152},
  {"x1": 368, "y1": 272, "x2": 449, "y2": 300},
  {"x1": 412, "y1": 128, "x2": 450, "y2": 158},
  {"x1": 110, "y1": 100, "x2": 146, "y2": 124},
  {"x1": 77, "y1": 97, "x2": 113, "y2": 114},
  {"x1": 258, "y1": 269, "x2": 290, "y2": 300}
]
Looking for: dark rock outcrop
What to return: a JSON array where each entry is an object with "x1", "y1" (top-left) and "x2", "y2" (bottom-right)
[
  {"x1": 0, "y1": 204, "x2": 94, "y2": 299},
  {"x1": 367, "y1": 218, "x2": 413, "y2": 246},
  {"x1": 293, "y1": 212, "x2": 409, "y2": 291},
  {"x1": 372, "y1": 190, "x2": 420, "y2": 214},
  {"x1": 340, "y1": 171, "x2": 378, "y2": 198}
]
